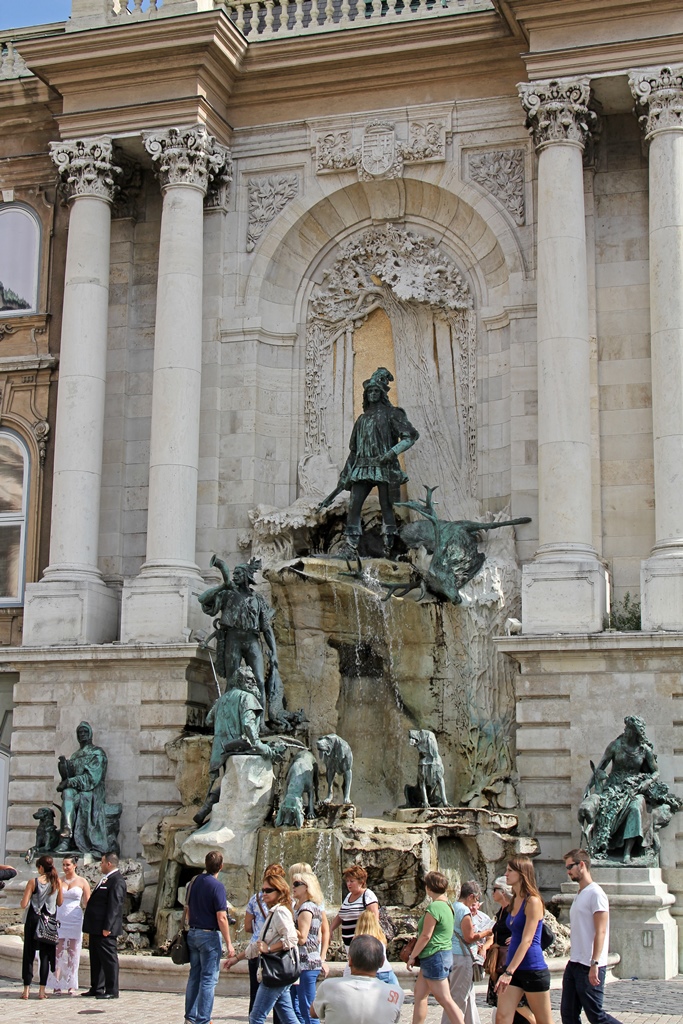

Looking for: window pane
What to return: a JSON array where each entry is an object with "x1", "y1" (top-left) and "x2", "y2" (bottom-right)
[
  {"x1": 0, "y1": 524, "x2": 21, "y2": 599},
  {"x1": 0, "y1": 207, "x2": 38, "y2": 314},
  {"x1": 0, "y1": 435, "x2": 24, "y2": 512}
]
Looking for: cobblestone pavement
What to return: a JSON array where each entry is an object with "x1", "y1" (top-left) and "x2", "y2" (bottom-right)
[{"x1": 0, "y1": 975, "x2": 681, "y2": 1023}]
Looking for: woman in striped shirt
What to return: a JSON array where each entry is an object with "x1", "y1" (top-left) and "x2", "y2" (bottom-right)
[{"x1": 329, "y1": 865, "x2": 379, "y2": 950}]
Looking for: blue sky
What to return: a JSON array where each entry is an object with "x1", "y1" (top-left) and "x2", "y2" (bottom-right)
[{"x1": 0, "y1": 1, "x2": 72, "y2": 31}]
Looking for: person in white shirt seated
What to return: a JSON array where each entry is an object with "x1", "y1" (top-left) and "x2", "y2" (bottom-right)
[{"x1": 311, "y1": 935, "x2": 404, "y2": 1023}]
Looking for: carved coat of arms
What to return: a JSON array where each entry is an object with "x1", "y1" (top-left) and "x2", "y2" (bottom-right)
[{"x1": 359, "y1": 122, "x2": 401, "y2": 180}]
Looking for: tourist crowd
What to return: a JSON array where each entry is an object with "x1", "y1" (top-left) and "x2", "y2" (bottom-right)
[{"x1": 10, "y1": 848, "x2": 623, "y2": 1024}]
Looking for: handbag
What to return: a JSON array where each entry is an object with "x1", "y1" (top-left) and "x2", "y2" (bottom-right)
[
  {"x1": 259, "y1": 945, "x2": 301, "y2": 987},
  {"x1": 540, "y1": 920, "x2": 555, "y2": 951},
  {"x1": 258, "y1": 910, "x2": 301, "y2": 988},
  {"x1": 35, "y1": 911, "x2": 59, "y2": 945},
  {"x1": 399, "y1": 936, "x2": 419, "y2": 966},
  {"x1": 169, "y1": 928, "x2": 191, "y2": 965}
]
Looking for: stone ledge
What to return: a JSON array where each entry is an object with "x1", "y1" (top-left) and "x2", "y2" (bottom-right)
[
  {"x1": 495, "y1": 632, "x2": 683, "y2": 654},
  {"x1": 0, "y1": 934, "x2": 618, "y2": 994}
]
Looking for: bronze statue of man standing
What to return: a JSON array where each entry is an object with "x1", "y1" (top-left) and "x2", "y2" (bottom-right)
[{"x1": 320, "y1": 367, "x2": 419, "y2": 558}]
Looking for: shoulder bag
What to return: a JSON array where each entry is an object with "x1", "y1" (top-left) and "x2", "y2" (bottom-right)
[
  {"x1": 35, "y1": 910, "x2": 59, "y2": 944},
  {"x1": 170, "y1": 876, "x2": 198, "y2": 965},
  {"x1": 259, "y1": 911, "x2": 301, "y2": 988}
]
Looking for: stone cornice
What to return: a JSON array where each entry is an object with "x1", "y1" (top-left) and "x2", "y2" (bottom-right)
[
  {"x1": 50, "y1": 135, "x2": 120, "y2": 202},
  {"x1": 629, "y1": 65, "x2": 683, "y2": 140},
  {"x1": 143, "y1": 124, "x2": 232, "y2": 196},
  {"x1": 518, "y1": 77, "x2": 597, "y2": 151},
  {"x1": 15, "y1": 12, "x2": 245, "y2": 142}
]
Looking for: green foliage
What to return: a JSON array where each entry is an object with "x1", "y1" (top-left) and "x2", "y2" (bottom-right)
[{"x1": 605, "y1": 591, "x2": 641, "y2": 632}]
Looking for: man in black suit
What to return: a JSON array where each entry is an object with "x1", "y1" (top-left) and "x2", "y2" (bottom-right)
[{"x1": 82, "y1": 852, "x2": 127, "y2": 999}]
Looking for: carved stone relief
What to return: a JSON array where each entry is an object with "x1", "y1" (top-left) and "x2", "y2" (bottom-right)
[
  {"x1": 50, "y1": 137, "x2": 121, "y2": 203},
  {"x1": 143, "y1": 125, "x2": 232, "y2": 198},
  {"x1": 629, "y1": 64, "x2": 683, "y2": 139},
  {"x1": 467, "y1": 148, "x2": 525, "y2": 225},
  {"x1": 315, "y1": 118, "x2": 447, "y2": 178},
  {"x1": 246, "y1": 174, "x2": 299, "y2": 252},
  {"x1": 518, "y1": 77, "x2": 597, "y2": 152},
  {"x1": 304, "y1": 224, "x2": 478, "y2": 519}
]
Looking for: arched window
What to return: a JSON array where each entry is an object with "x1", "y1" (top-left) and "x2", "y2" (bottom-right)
[
  {"x1": 0, "y1": 430, "x2": 29, "y2": 605},
  {"x1": 0, "y1": 205, "x2": 40, "y2": 315}
]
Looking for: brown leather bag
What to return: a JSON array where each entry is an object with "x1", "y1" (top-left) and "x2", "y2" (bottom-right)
[{"x1": 399, "y1": 937, "x2": 419, "y2": 966}]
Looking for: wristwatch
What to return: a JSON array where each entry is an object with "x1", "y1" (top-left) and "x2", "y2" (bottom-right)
[
  {"x1": 590, "y1": 960, "x2": 599, "y2": 966},
  {"x1": 503, "y1": 970, "x2": 514, "y2": 977}
]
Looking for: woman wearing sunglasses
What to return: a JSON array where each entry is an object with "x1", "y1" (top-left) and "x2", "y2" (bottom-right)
[
  {"x1": 291, "y1": 870, "x2": 329, "y2": 1024},
  {"x1": 225, "y1": 871, "x2": 300, "y2": 1024}
]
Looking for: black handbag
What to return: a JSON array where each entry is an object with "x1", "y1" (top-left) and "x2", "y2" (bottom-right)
[
  {"x1": 35, "y1": 911, "x2": 59, "y2": 945},
  {"x1": 169, "y1": 928, "x2": 191, "y2": 965},
  {"x1": 540, "y1": 920, "x2": 555, "y2": 951},
  {"x1": 259, "y1": 945, "x2": 300, "y2": 987}
]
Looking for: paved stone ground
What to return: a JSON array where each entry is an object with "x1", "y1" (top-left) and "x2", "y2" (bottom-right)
[{"x1": 0, "y1": 975, "x2": 681, "y2": 1023}]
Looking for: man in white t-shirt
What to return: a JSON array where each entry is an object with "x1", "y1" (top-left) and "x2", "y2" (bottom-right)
[
  {"x1": 311, "y1": 935, "x2": 404, "y2": 1023},
  {"x1": 561, "y1": 848, "x2": 623, "y2": 1024}
]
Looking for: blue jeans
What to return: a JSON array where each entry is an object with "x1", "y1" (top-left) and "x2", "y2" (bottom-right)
[
  {"x1": 290, "y1": 969, "x2": 320, "y2": 1024},
  {"x1": 561, "y1": 962, "x2": 623, "y2": 1024},
  {"x1": 377, "y1": 969, "x2": 399, "y2": 986},
  {"x1": 250, "y1": 979, "x2": 300, "y2": 1024},
  {"x1": 185, "y1": 929, "x2": 222, "y2": 1024}
]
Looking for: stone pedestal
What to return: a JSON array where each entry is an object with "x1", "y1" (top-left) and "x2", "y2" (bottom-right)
[
  {"x1": 555, "y1": 867, "x2": 678, "y2": 980},
  {"x1": 521, "y1": 556, "x2": 607, "y2": 634},
  {"x1": 181, "y1": 755, "x2": 274, "y2": 905}
]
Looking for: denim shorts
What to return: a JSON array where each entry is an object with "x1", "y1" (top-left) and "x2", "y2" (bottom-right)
[{"x1": 420, "y1": 949, "x2": 453, "y2": 981}]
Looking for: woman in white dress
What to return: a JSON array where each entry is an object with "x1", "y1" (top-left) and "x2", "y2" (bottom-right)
[{"x1": 47, "y1": 856, "x2": 91, "y2": 995}]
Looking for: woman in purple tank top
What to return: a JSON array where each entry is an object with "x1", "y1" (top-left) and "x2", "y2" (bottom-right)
[{"x1": 494, "y1": 856, "x2": 556, "y2": 1024}]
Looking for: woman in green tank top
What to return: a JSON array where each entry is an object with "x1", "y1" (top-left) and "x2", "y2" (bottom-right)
[{"x1": 406, "y1": 871, "x2": 465, "y2": 1024}]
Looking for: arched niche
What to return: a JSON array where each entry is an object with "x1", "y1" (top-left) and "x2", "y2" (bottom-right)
[{"x1": 0, "y1": 429, "x2": 30, "y2": 604}]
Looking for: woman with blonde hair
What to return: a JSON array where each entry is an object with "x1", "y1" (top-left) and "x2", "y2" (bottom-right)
[
  {"x1": 19, "y1": 855, "x2": 64, "y2": 1000},
  {"x1": 291, "y1": 869, "x2": 329, "y2": 1024},
  {"x1": 494, "y1": 857, "x2": 555, "y2": 1024},
  {"x1": 225, "y1": 870, "x2": 300, "y2": 1024},
  {"x1": 351, "y1": 908, "x2": 398, "y2": 986}
]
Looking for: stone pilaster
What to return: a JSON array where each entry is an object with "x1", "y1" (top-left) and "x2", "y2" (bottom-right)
[
  {"x1": 23, "y1": 138, "x2": 121, "y2": 646},
  {"x1": 120, "y1": 126, "x2": 231, "y2": 644},
  {"x1": 629, "y1": 66, "x2": 683, "y2": 630},
  {"x1": 517, "y1": 78, "x2": 606, "y2": 634}
]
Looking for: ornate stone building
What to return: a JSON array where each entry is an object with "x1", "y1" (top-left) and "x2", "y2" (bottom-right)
[{"x1": 0, "y1": 0, "x2": 682, "y2": 965}]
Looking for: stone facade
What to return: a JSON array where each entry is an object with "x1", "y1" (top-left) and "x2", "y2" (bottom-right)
[{"x1": 0, "y1": 0, "x2": 682, "y2": 971}]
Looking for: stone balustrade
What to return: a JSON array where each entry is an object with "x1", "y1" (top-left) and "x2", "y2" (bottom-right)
[
  {"x1": 226, "y1": 0, "x2": 493, "y2": 38},
  {"x1": 97, "y1": 0, "x2": 494, "y2": 35}
]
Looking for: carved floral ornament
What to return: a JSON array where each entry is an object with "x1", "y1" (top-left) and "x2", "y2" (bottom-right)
[
  {"x1": 628, "y1": 65, "x2": 683, "y2": 139},
  {"x1": 518, "y1": 77, "x2": 597, "y2": 151},
  {"x1": 143, "y1": 125, "x2": 232, "y2": 199},
  {"x1": 49, "y1": 137, "x2": 121, "y2": 203},
  {"x1": 316, "y1": 118, "x2": 447, "y2": 178},
  {"x1": 467, "y1": 149, "x2": 525, "y2": 226},
  {"x1": 247, "y1": 174, "x2": 299, "y2": 252}
]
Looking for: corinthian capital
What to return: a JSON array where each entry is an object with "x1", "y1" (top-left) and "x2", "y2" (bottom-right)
[
  {"x1": 629, "y1": 65, "x2": 683, "y2": 139},
  {"x1": 50, "y1": 137, "x2": 120, "y2": 203},
  {"x1": 518, "y1": 77, "x2": 597, "y2": 151},
  {"x1": 143, "y1": 124, "x2": 231, "y2": 196}
]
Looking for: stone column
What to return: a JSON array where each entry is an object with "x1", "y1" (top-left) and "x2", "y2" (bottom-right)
[
  {"x1": 518, "y1": 78, "x2": 606, "y2": 633},
  {"x1": 22, "y1": 138, "x2": 120, "y2": 646},
  {"x1": 120, "y1": 125, "x2": 231, "y2": 643},
  {"x1": 629, "y1": 66, "x2": 683, "y2": 630}
]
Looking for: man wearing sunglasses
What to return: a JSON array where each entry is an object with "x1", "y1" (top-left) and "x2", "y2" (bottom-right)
[{"x1": 561, "y1": 848, "x2": 622, "y2": 1024}]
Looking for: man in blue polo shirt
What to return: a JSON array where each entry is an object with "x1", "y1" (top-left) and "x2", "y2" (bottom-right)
[{"x1": 184, "y1": 850, "x2": 235, "y2": 1024}]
